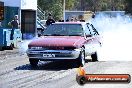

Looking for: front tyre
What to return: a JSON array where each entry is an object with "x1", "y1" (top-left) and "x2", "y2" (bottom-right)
[
  {"x1": 77, "y1": 48, "x2": 85, "y2": 67},
  {"x1": 29, "y1": 58, "x2": 39, "y2": 66}
]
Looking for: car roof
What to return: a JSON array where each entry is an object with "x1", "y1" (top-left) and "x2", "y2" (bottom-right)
[{"x1": 52, "y1": 22, "x2": 87, "y2": 25}]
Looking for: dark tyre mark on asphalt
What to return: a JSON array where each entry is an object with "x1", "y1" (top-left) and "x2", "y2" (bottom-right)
[{"x1": 14, "y1": 60, "x2": 78, "y2": 71}]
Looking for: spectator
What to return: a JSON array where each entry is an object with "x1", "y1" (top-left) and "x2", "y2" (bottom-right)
[
  {"x1": 92, "y1": 13, "x2": 96, "y2": 18},
  {"x1": 66, "y1": 19, "x2": 69, "y2": 22},
  {"x1": 9, "y1": 15, "x2": 20, "y2": 40},
  {"x1": 70, "y1": 17, "x2": 74, "y2": 22},
  {"x1": 74, "y1": 17, "x2": 78, "y2": 22},
  {"x1": 66, "y1": 17, "x2": 70, "y2": 22},
  {"x1": 78, "y1": 15, "x2": 85, "y2": 22},
  {"x1": 46, "y1": 15, "x2": 55, "y2": 26}
]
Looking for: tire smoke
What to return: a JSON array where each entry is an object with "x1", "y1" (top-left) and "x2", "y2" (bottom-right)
[
  {"x1": 92, "y1": 14, "x2": 132, "y2": 61},
  {"x1": 18, "y1": 37, "x2": 38, "y2": 53}
]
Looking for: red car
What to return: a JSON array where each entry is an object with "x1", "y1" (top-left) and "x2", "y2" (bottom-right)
[{"x1": 26, "y1": 22, "x2": 101, "y2": 67}]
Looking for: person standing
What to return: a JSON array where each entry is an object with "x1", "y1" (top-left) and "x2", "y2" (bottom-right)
[
  {"x1": 78, "y1": 15, "x2": 85, "y2": 22},
  {"x1": 70, "y1": 17, "x2": 74, "y2": 22},
  {"x1": 46, "y1": 14, "x2": 55, "y2": 26},
  {"x1": 9, "y1": 15, "x2": 20, "y2": 40},
  {"x1": 92, "y1": 12, "x2": 96, "y2": 18}
]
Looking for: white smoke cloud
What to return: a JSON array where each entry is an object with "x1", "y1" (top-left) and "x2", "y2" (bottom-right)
[
  {"x1": 18, "y1": 37, "x2": 38, "y2": 53},
  {"x1": 92, "y1": 13, "x2": 132, "y2": 61}
]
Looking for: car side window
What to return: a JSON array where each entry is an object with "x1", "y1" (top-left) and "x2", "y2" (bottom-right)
[
  {"x1": 87, "y1": 23, "x2": 99, "y2": 35},
  {"x1": 90, "y1": 24, "x2": 99, "y2": 35},
  {"x1": 84, "y1": 24, "x2": 91, "y2": 35}
]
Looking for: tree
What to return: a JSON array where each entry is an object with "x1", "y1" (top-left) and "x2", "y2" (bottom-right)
[
  {"x1": 61, "y1": 0, "x2": 76, "y2": 10},
  {"x1": 73, "y1": 0, "x2": 125, "y2": 11},
  {"x1": 38, "y1": 0, "x2": 77, "y2": 20},
  {"x1": 125, "y1": 0, "x2": 132, "y2": 15},
  {"x1": 38, "y1": 0, "x2": 127, "y2": 20},
  {"x1": 38, "y1": 0, "x2": 63, "y2": 20}
]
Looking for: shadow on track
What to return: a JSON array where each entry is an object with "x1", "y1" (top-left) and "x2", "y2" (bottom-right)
[{"x1": 14, "y1": 60, "x2": 78, "y2": 71}]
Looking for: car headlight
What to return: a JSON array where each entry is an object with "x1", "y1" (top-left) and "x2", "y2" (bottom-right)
[{"x1": 29, "y1": 47, "x2": 43, "y2": 49}]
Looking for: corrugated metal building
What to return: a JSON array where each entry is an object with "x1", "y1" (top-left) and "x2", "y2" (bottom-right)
[{"x1": 0, "y1": 0, "x2": 37, "y2": 39}]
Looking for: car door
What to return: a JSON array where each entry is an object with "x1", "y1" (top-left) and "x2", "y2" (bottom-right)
[
  {"x1": 83, "y1": 24, "x2": 95, "y2": 55},
  {"x1": 86, "y1": 23, "x2": 101, "y2": 53}
]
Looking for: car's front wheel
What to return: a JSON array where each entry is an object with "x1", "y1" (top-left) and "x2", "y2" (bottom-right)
[
  {"x1": 29, "y1": 59, "x2": 39, "y2": 66},
  {"x1": 77, "y1": 48, "x2": 85, "y2": 67}
]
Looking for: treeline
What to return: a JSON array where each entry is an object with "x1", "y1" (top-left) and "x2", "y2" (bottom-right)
[
  {"x1": 125, "y1": 0, "x2": 132, "y2": 15},
  {"x1": 74, "y1": 0, "x2": 125, "y2": 11},
  {"x1": 38, "y1": 0, "x2": 132, "y2": 20}
]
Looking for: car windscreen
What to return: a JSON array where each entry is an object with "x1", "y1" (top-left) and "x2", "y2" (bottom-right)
[{"x1": 43, "y1": 24, "x2": 84, "y2": 36}]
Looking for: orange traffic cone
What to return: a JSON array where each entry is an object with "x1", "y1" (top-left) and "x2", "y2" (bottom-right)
[{"x1": 77, "y1": 66, "x2": 86, "y2": 76}]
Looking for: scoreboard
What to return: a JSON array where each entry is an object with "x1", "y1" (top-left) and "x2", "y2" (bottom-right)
[{"x1": 0, "y1": 1, "x2": 4, "y2": 21}]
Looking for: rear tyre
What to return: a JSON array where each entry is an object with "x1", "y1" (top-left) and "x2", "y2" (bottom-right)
[
  {"x1": 29, "y1": 59, "x2": 39, "y2": 66},
  {"x1": 8, "y1": 43, "x2": 14, "y2": 50},
  {"x1": 77, "y1": 48, "x2": 85, "y2": 67},
  {"x1": 91, "y1": 52, "x2": 98, "y2": 62}
]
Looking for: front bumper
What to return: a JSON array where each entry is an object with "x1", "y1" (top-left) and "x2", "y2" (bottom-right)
[{"x1": 26, "y1": 49, "x2": 81, "y2": 60}]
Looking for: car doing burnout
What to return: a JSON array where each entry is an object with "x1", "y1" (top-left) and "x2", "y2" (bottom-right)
[{"x1": 26, "y1": 22, "x2": 101, "y2": 67}]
